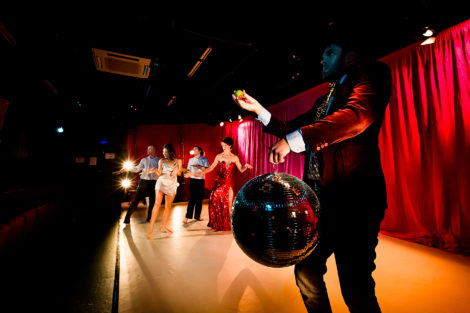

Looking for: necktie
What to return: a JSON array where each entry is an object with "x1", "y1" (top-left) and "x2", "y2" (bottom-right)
[
  {"x1": 306, "y1": 81, "x2": 338, "y2": 182},
  {"x1": 315, "y1": 81, "x2": 337, "y2": 120}
]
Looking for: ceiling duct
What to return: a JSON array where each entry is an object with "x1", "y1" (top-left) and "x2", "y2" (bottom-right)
[{"x1": 92, "y1": 48, "x2": 151, "y2": 79}]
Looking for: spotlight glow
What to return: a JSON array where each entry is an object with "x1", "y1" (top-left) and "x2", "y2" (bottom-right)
[
  {"x1": 121, "y1": 179, "x2": 131, "y2": 188},
  {"x1": 56, "y1": 127, "x2": 64, "y2": 133},
  {"x1": 189, "y1": 150, "x2": 195, "y2": 155},
  {"x1": 219, "y1": 121, "x2": 224, "y2": 127},
  {"x1": 123, "y1": 161, "x2": 134, "y2": 171}
]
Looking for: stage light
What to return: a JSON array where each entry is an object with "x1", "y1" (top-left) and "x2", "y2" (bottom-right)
[
  {"x1": 99, "y1": 140, "x2": 108, "y2": 144},
  {"x1": 123, "y1": 160, "x2": 134, "y2": 171},
  {"x1": 228, "y1": 117, "x2": 233, "y2": 123},
  {"x1": 167, "y1": 96, "x2": 176, "y2": 107},
  {"x1": 189, "y1": 150, "x2": 195, "y2": 155},
  {"x1": 421, "y1": 26, "x2": 436, "y2": 45},
  {"x1": 422, "y1": 27, "x2": 434, "y2": 37},
  {"x1": 121, "y1": 178, "x2": 131, "y2": 189},
  {"x1": 219, "y1": 121, "x2": 224, "y2": 127},
  {"x1": 56, "y1": 127, "x2": 64, "y2": 133},
  {"x1": 187, "y1": 46, "x2": 212, "y2": 78},
  {"x1": 421, "y1": 36, "x2": 436, "y2": 45}
]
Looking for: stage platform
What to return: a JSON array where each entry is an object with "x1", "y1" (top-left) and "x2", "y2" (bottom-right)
[
  {"x1": 118, "y1": 201, "x2": 470, "y2": 313},
  {"x1": 1, "y1": 200, "x2": 469, "y2": 312}
]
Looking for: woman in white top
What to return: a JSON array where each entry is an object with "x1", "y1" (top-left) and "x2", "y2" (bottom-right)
[{"x1": 145, "y1": 143, "x2": 182, "y2": 238}]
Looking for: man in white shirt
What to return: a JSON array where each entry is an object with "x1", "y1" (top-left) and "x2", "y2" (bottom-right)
[
  {"x1": 183, "y1": 146, "x2": 209, "y2": 223},
  {"x1": 123, "y1": 145, "x2": 160, "y2": 225}
]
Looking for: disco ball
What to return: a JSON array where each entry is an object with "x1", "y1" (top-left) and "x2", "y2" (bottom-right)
[{"x1": 231, "y1": 172, "x2": 320, "y2": 268}]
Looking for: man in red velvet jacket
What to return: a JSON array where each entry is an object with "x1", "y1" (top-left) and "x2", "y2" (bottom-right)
[{"x1": 234, "y1": 34, "x2": 391, "y2": 312}]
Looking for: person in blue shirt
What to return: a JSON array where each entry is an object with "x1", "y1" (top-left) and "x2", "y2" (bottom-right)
[
  {"x1": 183, "y1": 146, "x2": 210, "y2": 223},
  {"x1": 122, "y1": 145, "x2": 160, "y2": 225}
]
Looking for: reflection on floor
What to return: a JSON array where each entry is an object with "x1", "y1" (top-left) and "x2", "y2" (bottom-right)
[{"x1": 119, "y1": 201, "x2": 470, "y2": 313}]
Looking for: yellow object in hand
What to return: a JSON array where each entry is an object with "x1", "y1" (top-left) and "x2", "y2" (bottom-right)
[{"x1": 234, "y1": 90, "x2": 245, "y2": 100}]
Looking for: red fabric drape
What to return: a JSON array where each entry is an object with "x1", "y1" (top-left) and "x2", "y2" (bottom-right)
[
  {"x1": 126, "y1": 124, "x2": 224, "y2": 201},
  {"x1": 378, "y1": 20, "x2": 470, "y2": 254},
  {"x1": 128, "y1": 19, "x2": 470, "y2": 254}
]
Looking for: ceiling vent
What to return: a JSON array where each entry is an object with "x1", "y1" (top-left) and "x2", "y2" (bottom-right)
[{"x1": 92, "y1": 48, "x2": 151, "y2": 79}]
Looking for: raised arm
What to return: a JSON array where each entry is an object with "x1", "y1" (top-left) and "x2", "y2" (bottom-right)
[
  {"x1": 117, "y1": 158, "x2": 144, "y2": 174},
  {"x1": 234, "y1": 90, "x2": 316, "y2": 139},
  {"x1": 186, "y1": 154, "x2": 220, "y2": 178},
  {"x1": 234, "y1": 155, "x2": 252, "y2": 173},
  {"x1": 201, "y1": 154, "x2": 220, "y2": 174}
]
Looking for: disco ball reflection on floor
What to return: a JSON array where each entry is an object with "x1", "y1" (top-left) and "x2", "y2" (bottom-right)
[{"x1": 231, "y1": 172, "x2": 320, "y2": 268}]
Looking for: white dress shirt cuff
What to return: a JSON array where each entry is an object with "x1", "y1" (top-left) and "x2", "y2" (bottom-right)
[
  {"x1": 256, "y1": 107, "x2": 271, "y2": 126},
  {"x1": 286, "y1": 129, "x2": 307, "y2": 153}
]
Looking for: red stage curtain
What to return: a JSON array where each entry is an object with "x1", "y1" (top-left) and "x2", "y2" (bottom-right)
[
  {"x1": 378, "y1": 20, "x2": 470, "y2": 254},
  {"x1": 128, "y1": 19, "x2": 470, "y2": 254},
  {"x1": 126, "y1": 124, "x2": 224, "y2": 201}
]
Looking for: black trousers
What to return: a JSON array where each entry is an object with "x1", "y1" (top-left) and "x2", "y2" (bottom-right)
[
  {"x1": 123, "y1": 179, "x2": 156, "y2": 223},
  {"x1": 185, "y1": 179, "x2": 205, "y2": 219},
  {"x1": 295, "y1": 179, "x2": 385, "y2": 313}
]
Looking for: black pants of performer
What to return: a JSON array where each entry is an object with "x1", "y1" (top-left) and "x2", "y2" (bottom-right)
[
  {"x1": 295, "y1": 180, "x2": 385, "y2": 313},
  {"x1": 123, "y1": 179, "x2": 156, "y2": 223},
  {"x1": 185, "y1": 178, "x2": 205, "y2": 220}
]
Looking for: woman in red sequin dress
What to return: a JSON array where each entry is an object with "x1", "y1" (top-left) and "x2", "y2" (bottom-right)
[{"x1": 190, "y1": 137, "x2": 252, "y2": 231}]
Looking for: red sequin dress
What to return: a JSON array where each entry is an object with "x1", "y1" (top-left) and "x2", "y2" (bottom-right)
[{"x1": 207, "y1": 161, "x2": 235, "y2": 231}]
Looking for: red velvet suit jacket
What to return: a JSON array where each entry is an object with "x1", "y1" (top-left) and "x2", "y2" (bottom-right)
[{"x1": 264, "y1": 61, "x2": 391, "y2": 211}]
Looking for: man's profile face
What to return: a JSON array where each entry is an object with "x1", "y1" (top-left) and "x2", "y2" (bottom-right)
[
  {"x1": 193, "y1": 147, "x2": 201, "y2": 156},
  {"x1": 321, "y1": 43, "x2": 345, "y2": 81}
]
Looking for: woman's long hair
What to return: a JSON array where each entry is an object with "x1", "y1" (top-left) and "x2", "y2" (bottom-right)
[{"x1": 163, "y1": 143, "x2": 176, "y2": 161}]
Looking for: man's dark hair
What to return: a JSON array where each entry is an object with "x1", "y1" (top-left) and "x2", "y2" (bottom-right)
[
  {"x1": 195, "y1": 146, "x2": 204, "y2": 156},
  {"x1": 325, "y1": 19, "x2": 374, "y2": 60}
]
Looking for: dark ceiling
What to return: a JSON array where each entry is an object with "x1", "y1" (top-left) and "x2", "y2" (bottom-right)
[{"x1": 1, "y1": 1, "x2": 468, "y2": 129}]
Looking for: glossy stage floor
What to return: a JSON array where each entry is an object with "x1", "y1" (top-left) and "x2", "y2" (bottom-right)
[
  {"x1": 118, "y1": 201, "x2": 470, "y2": 313},
  {"x1": 2, "y1": 199, "x2": 470, "y2": 313}
]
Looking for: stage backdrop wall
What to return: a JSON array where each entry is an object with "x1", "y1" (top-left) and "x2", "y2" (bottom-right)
[{"x1": 128, "y1": 19, "x2": 470, "y2": 255}]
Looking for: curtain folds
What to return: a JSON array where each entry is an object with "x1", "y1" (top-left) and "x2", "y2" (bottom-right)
[
  {"x1": 129, "y1": 19, "x2": 470, "y2": 254},
  {"x1": 378, "y1": 19, "x2": 470, "y2": 254}
]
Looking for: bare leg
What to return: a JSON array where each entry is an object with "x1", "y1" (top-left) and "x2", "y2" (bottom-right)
[
  {"x1": 161, "y1": 193, "x2": 175, "y2": 233},
  {"x1": 147, "y1": 190, "x2": 164, "y2": 239},
  {"x1": 228, "y1": 188, "x2": 234, "y2": 217}
]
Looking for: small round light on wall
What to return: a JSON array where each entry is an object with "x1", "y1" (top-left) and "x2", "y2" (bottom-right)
[{"x1": 219, "y1": 121, "x2": 224, "y2": 127}]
